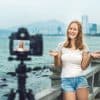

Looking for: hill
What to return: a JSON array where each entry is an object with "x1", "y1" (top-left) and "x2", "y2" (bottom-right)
[{"x1": 0, "y1": 20, "x2": 66, "y2": 37}]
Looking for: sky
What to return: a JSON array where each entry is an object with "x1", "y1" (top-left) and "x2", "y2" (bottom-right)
[{"x1": 0, "y1": 0, "x2": 100, "y2": 28}]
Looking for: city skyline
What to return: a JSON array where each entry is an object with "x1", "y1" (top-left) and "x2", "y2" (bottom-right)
[{"x1": 0, "y1": 0, "x2": 100, "y2": 28}]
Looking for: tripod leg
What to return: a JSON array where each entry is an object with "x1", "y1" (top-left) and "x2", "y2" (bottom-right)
[
  {"x1": 8, "y1": 89, "x2": 16, "y2": 100},
  {"x1": 27, "y1": 89, "x2": 35, "y2": 100}
]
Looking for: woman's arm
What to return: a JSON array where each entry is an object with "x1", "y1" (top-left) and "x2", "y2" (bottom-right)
[
  {"x1": 49, "y1": 51, "x2": 62, "y2": 67},
  {"x1": 81, "y1": 52, "x2": 92, "y2": 70},
  {"x1": 54, "y1": 52, "x2": 62, "y2": 67},
  {"x1": 90, "y1": 51, "x2": 100, "y2": 59}
]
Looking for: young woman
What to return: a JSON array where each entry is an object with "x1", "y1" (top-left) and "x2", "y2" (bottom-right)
[
  {"x1": 49, "y1": 21, "x2": 100, "y2": 100},
  {"x1": 16, "y1": 40, "x2": 25, "y2": 52},
  {"x1": 15, "y1": 40, "x2": 29, "y2": 52}
]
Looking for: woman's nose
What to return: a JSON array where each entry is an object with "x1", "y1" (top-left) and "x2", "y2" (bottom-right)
[{"x1": 70, "y1": 29, "x2": 74, "y2": 33}]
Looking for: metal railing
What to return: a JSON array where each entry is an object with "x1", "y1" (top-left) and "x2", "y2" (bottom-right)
[{"x1": 35, "y1": 59, "x2": 100, "y2": 100}]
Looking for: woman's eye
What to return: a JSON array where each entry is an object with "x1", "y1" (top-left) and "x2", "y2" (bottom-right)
[{"x1": 69, "y1": 28, "x2": 72, "y2": 30}]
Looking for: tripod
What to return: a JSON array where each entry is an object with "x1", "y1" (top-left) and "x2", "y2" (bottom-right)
[{"x1": 7, "y1": 59, "x2": 35, "y2": 100}]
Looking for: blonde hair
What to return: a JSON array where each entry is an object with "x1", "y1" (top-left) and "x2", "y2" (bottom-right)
[
  {"x1": 19, "y1": 40, "x2": 24, "y2": 48},
  {"x1": 63, "y1": 20, "x2": 85, "y2": 50}
]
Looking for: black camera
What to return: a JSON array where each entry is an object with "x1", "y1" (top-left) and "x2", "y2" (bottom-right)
[{"x1": 9, "y1": 27, "x2": 43, "y2": 60}]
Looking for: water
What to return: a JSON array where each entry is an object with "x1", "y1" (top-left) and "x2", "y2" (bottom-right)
[{"x1": 0, "y1": 35, "x2": 100, "y2": 99}]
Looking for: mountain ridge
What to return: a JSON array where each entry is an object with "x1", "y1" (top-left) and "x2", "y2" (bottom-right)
[{"x1": 0, "y1": 19, "x2": 66, "y2": 37}]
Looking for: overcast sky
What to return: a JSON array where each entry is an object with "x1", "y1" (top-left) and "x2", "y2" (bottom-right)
[{"x1": 0, "y1": 0, "x2": 100, "y2": 28}]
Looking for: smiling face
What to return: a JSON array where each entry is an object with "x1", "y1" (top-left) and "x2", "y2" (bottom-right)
[
  {"x1": 68, "y1": 23, "x2": 79, "y2": 40},
  {"x1": 64, "y1": 21, "x2": 84, "y2": 50}
]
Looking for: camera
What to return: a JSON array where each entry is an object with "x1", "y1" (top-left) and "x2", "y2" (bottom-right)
[{"x1": 9, "y1": 27, "x2": 43, "y2": 60}]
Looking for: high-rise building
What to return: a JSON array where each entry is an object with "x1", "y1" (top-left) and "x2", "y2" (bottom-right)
[
  {"x1": 82, "y1": 15, "x2": 89, "y2": 34},
  {"x1": 88, "y1": 23, "x2": 97, "y2": 34}
]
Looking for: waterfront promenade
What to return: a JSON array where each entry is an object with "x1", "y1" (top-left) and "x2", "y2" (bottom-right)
[{"x1": 35, "y1": 58, "x2": 100, "y2": 100}]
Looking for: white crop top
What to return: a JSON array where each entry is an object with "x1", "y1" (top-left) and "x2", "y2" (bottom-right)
[
  {"x1": 61, "y1": 47, "x2": 83, "y2": 77},
  {"x1": 56, "y1": 42, "x2": 85, "y2": 78}
]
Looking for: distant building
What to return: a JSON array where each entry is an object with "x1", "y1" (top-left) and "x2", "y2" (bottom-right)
[
  {"x1": 88, "y1": 23, "x2": 97, "y2": 34},
  {"x1": 82, "y1": 15, "x2": 89, "y2": 34},
  {"x1": 97, "y1": 25, "x2": 100, "y2": 34},
  {"x1": 57, "y1": 26, "x2": 62, "y2": 35}
]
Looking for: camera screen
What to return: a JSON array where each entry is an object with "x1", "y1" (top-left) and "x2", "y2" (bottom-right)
[{"x1": 13, "y1": 40, "x2": 30, "y2": 52}]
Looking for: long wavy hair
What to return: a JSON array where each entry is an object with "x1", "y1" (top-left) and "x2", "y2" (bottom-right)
[{"x1": 63, "y1": 21, "x2": 85, "y2": 50}]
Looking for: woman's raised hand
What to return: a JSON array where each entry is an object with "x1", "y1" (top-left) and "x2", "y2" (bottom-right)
[
  {"x1": 90, "y1": 51, "x2": 100, "y2": 59},
  {"x1": 49, "y1": 50, "x2": 59, "y2": 57}
]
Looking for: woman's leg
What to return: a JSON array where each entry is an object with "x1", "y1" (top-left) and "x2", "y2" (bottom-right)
[
  {"x1": 76, "y1": 88, "x2": 89, "y2": 100},
  {"x1": 63, "y1": 92, "x2": 76, "y2": 100}
]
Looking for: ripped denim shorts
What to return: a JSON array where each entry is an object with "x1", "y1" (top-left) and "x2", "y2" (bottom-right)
[{"x1": 61, "y1": 76, "x2": 89, "y2": 92}]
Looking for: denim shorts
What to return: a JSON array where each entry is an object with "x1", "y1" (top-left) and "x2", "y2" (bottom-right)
[{"x1": 61, "y1": 76, "x2": 89, "y2": 92}]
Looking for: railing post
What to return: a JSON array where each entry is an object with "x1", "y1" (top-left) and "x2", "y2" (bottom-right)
[{"x1": 50, "y1": 66, "x2": 61, "y2": 87}]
